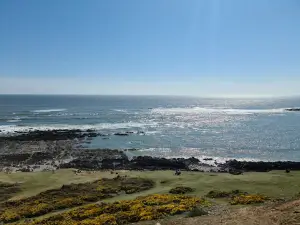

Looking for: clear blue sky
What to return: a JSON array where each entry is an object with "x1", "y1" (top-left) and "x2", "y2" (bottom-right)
[{"x1": 0, "y1": 0, "x2": 299, "y2": 96}]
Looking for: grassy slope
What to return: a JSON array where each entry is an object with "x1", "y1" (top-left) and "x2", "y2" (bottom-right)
[{"x1": 1, "y1": 169, "x2": 300, "y2": 201}]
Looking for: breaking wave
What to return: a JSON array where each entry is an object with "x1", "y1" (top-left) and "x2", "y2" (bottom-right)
[
  {"x1": 0, "y1": 121, "x2": 158, "y2": 135},
  {"x1": 31, "y1": 109, "x2": 67, "y2": 113}
]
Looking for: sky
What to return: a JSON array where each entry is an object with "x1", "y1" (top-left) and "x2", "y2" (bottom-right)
[{"x1": 0, "y1": 0, "x2": 299, "y2": 97}]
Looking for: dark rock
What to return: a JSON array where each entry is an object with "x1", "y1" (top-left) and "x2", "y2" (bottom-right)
[
  {"x1": 203, "y1": 158, "x2": 213, "y2": 161},
  {"x1": 186, "y1": 157, "x2": 200, "y2": 164},
  {"x1": 0, "y1": 151, "x2": 55, "y2": 166},
  {"x1": 60, "y1": 149, "x2": 129, "y2": 170},
  {"x1": 87, "y1": 133, "x2": 98, "y2": 138},
  {"x1": 86, "y1": 129, "x2": 95, "y2": 132},
  {"x1": 222, "y1": 160, "x2": 300, "y2": 172},
  {"x1": 285, "y1": 108, "x2": 300, "y2": 112},
  {"x1": 0, "y1": 129, "x2": 91, "y2": 141},
  {"x1": 18, "y1": 167, "x2": 32, "y2": 172},
  {"x1": 114, "y1": 133, "x2": 129, "y2": 136},
  {"x1": 125, "y1": 148, "x2": 139, "y2": 151},
  {"x1": 129, "y1": 156, "x2": 187, "y2": 170}
]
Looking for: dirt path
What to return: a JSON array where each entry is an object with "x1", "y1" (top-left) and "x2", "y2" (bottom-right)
[{"x1": 156, "y1": 199, "x2": 300, "y2": 225}]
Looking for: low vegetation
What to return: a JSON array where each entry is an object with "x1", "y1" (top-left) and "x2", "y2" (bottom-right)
[
  {"x1": 19, "y1": 194, "x2": 209, "y2": 225},
  {"x1": 0, "y1": 182, "x2": 20, "y2": 202},
  {"x1": 0, "y1": 177, "x2": 154, "y2": 223},
  {"x1": 186, "y1": 207, "x2": 208, "y2": 218},
  {"x1": 206, "y1": 189, "x2": 247, "y2": 198},
  {"x1": 206, "y1": 190, "x2": 269, "y2": 205},
  {"x1": 1, "y1": 170, "x2": 299, "y2": 224},
  {"x1": 169, "y1": 186, "x2": 194, "y2": 194},
  {"x1": 230, "y1": 194, "x2": 269, "y2": 205}
]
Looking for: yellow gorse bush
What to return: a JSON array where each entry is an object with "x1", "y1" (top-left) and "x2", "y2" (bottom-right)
[
  {"x1": 230, "y1": 194, "x2": 269, "y2": 205},
  {"x1": 18, "y1": 194, "x2": 209, "y2": 225},
  {"x1": 0, "y1": 177, "x2": 154, "y2": 223}
]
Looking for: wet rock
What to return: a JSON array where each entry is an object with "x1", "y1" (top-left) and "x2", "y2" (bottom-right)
[
  {"x1": 285, "y1": 108, "x2": 300, "y2": 112},
  {"x1": 86, "y1": 129, "x2": 95, "y2": 132},
  {"x1": 129, "y1": 156, "x2": 187, "y2": 170},
  {"x1": 222, "y1": 160, "x2": 300, "y2": 172},
  {"x1": 0, "y1": 129, "x2": 103, "y2": 142},
  {"x1": 0, "y1": 130, "x2": 85, "y2": 141},
  {"x1": 203, "y1": 158, "x2": 213, "y2": 161},
  {"x1": 17, "y1": 167, "x2": 32, "y2": 172},
  {"x1": 124, "y1": 148, "x2": 139, "y2": 151},
  {"x1": 185, "y1": 157, "x2": 200, "y2": 164},
  {"x1": 114, "y1": 133, "x2": 129, "y2": 136},
  {"x1": 87, "y1": 133, "x2": 98, "y2": 138}
]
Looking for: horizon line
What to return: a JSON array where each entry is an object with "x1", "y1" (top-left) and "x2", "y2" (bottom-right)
[{"x1": 0, "y1": 93, "x2": 299, "y2": 99}]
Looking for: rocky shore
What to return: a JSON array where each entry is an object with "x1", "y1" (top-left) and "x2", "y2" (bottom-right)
[{"x1": 1, "y1": 129, "x2": 300, "y2": 173}]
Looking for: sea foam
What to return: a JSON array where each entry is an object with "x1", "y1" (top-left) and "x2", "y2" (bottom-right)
[
  {"x1": 0, "y1": 121, "x2": 158, "y2": 135},
  {"x1": 31, "y1": 109, "x2": 67, "y2": 113}
]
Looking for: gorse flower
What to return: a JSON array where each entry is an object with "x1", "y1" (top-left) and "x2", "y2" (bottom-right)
[
  {"x1": 230, "y1": 194, "x2": 269, "y2": 205},
  {"x1": 0, "y1": 177, "x2": 154, "y2": 223},
  {"x1": 15, "y1": 194, "x2": 208, "y2": 225}
]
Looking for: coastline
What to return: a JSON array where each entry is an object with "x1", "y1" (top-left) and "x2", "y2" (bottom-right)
[{"x1": 1, "y1": 129, "x2": 300, "y2": 174}]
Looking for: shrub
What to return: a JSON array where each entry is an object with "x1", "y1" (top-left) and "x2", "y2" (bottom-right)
[
  {"x1": 0, "y1": 210, "x2": 21, "y2": 223},
  {"x1": 0, "y1": 177, "x2": 154, "y2": 222},
  {"x1": 206, "y1": 190, "x2": 247, "y2": 198},
  {"x1": 20, "y1": 194, "x2": 210, "y2": 225},
  {"x1": 169, "y1": 186, "x2": 194, "y2": 194},
  {"x1": 0, "y1": 182, "x2": 21, "y2": 202},
  {"x1": 206, "y1": 190, "x2": 230, "y2": 198},
  {"x1": 187, "y1": 207, "x2": 208, "y2": 217},
  {"x1": 230, "y1": 194, "x2": 269, "y2": 205},
  {"x1": 160, "y1": 180, "x2": 170, "y2": 184}
]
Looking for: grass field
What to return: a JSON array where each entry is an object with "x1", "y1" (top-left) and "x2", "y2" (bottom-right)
[
  {"x1": 1, "y1": 169, "x2": 300, "y2": 201},
  {"x1": 1, "y1": 169, "x2": 300, "y2": 224}
]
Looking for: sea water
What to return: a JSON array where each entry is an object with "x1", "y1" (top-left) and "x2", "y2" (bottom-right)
[{"x1": 0, "y1": 95, "x2": 300, "y2": 162}]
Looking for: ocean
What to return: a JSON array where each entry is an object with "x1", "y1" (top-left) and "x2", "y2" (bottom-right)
[{"x1": 0, "y1": 95, "x2": 300, "y2": 162}]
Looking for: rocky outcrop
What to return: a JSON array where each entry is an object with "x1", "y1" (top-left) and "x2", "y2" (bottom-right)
[
  {"x1": 128, "y1": 156, "x2": 187, "y2": 170},
  {"x1": 0, "y1": 152, "x2": 55, "y2": 166},
  {"x1": 285, "y1": 108, "x2": 300, "y2": 112},
  {"x1": 114, "y1": 133, "x2": 129, "y2": 136},
  {"x1": 0, "y1": 129, "x2": 101, "y2": 141},
  {"x1": 222, "y1": 160, "x2": 300, "y2": 172},
  {"x1": 60, "y1": 149, "x2": 129, "y2": 170}
]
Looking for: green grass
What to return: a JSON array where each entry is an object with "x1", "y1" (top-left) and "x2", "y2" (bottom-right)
[{"x1": 1, "y1": 169, "x2": 300, "y2": 202}]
